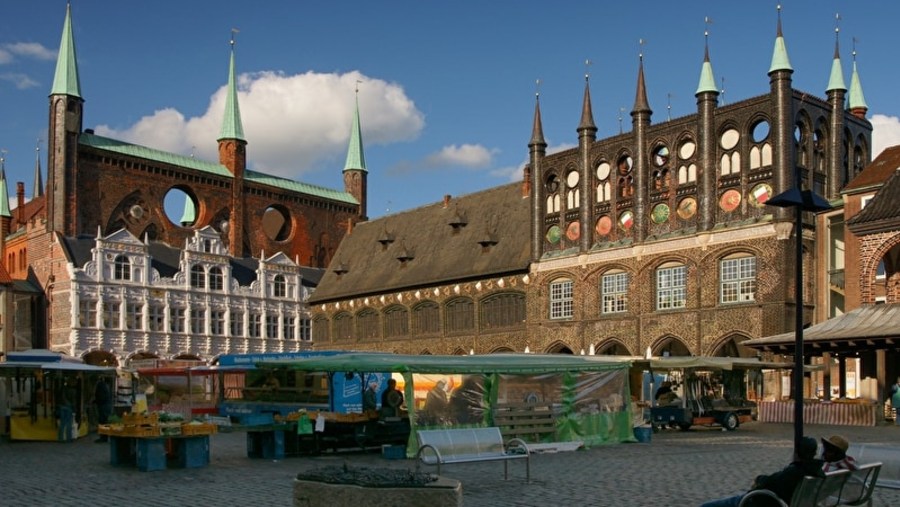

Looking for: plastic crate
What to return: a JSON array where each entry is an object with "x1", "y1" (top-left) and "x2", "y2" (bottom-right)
[{"x1": 381, "y1": 444, "x2": 407, "y2": 460}]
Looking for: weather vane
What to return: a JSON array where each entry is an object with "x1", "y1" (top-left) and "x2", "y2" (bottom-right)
[
  {"x1": 534, "y1": 78, "x2": 542, "y2": 99},
  {"x1": 852, "y1": 36, "x2": 859, "y2": 60},
  {"x1": 720, "y1": 77, "x2": 726, "y2": 105},
  {"x1": 617, "y1": 107, "x2": 625, "y2": 135},
  {"x1": 584, "y1": 59, "x2": 592, "y2": 81},
  {"x1": 638, "y1": 38, "x2": 645, "y2": 61},
  {"x1": 230, "y1": 28, "x2": 239, "y2": 46},
  {"x1": 667, "y1": 93, "x2": 673, "y2": 122},
  {"x1": 355, "y1": 79, "x2": 362, "y2": 94}
]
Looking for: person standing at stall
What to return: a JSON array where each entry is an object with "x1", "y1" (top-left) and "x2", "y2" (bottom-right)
[
  {"x1": 891, "y1": 377, "x2": 900, "y2": 426},
  {"x1": 94, "y1": 378, "x2": 112, "y2": 443},
  {"x1": 56, "y1": 379, "x2": 76, "y2": 442}
]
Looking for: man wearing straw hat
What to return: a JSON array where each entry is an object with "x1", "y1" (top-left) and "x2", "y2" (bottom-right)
[{"x1": 821, "y1": 435, "x2": 858, "y2": 473}]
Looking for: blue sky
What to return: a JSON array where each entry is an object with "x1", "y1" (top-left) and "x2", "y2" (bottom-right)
[{"x1": 1, "y1": 1, "x2": 899, "y2": 219}]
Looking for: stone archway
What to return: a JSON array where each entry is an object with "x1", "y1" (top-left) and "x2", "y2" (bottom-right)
[
  {"x1": 82, "y1": 349, "x2": 119, "y2": 367},
  {"x1": 652, "y1": 336, "x2": 691, "y2": 357},
  {"x1": 710, "y1": 334, "x2": 755, "y2": 358},
  {"x1": 545, "y1": 341, "x2": 574, "y2": 354},
  {"x1": 596, "y1": 339, "x2": 631, "y2": 356}
]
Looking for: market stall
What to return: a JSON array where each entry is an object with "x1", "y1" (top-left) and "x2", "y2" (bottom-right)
[
  {"x1": 758, "y1": 399, "x2": 878, "y2": 426},
  {"x1": 99, "y1": 412, "x2": 218, "y2": 471},
  {"x1": 0, "y1": 349, "x2": 116, "y2": 441},
  {"x1": 258, "y1": 352, "x2": 635, "y2": 457}
]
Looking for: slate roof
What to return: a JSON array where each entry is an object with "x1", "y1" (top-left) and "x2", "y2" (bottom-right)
[
  {"x1": 308, "y1": 182, "x2": 531, "y2": 304},
  {"x1": 843, "y1": 145, "x2": 900, "y2": 193},
  {"x1": 847, "y1": 169, "x2": 900, "y2": 235}
]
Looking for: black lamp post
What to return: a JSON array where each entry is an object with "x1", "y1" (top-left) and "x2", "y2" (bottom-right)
[{"x1": 766, "y1": 180, "x2": 831, "y2": 455}]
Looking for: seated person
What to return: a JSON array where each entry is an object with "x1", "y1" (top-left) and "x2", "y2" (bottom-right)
[
  {"x1": 821, "y1": 435, "x2": 858, "y2": 472},
  {"x1": 700, "y1": 436, "x2": 824, "y2": 507}
]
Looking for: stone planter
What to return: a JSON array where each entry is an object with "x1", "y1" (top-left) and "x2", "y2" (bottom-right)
[{"x1": 293, "y1": 466, "x2": 462, "y2": 507}]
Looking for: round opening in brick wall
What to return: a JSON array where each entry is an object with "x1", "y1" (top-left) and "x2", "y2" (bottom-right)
[{"x1": 163, "y1": 187, "x2": 199, "y2": 228}]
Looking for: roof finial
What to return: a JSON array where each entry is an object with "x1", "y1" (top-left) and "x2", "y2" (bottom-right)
[
  {"x1": 535, "y1": 78, "x2": 541, "y2": 100},
  {"x1": 704, "y1": 16, "x2": 712, "y2": 62},
  {"x1": 834, "y1": 14, "x2": 841, "y2": 58},
  {"x1": 638, "y1": 38, "x2": 645, "y2": 62},
  {"x1": 355, "y1": 79, "x2": 362, "y2": 94},
  {"x1": 720, "y1": 77, "x2": 726, "y2": 105},
  {"x1": 667, "y1": 93, "x2": 672, "y2": 121},
  {"x1": 617, "y1": 107, "x2": 624, "y2": 134},
  {"x1": 852, "y1": 36, "x2": 858, "y2": 61},
  {"x1": 584, "y1": 59, "x2": 592, "y2": 82},
  {"x1": 230, "y1": 28, "x2": 239, "y2": 47},
  {"x1": 776, "y1": 4, "x2": 783, "y2": 37}
]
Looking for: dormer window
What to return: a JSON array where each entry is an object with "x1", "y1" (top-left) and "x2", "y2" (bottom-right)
[
  {"x1": 397, "y1": 244, "x2": 414, "y2": 265},
  {"x1": 448, "y1": 208, "x2": 467, "y2": 232},
  {"x1": 377, "y1": 227, "x2": 395, "y2": 250},
  {"x1": 333, "y1": 262, "x2": 349, "y2": 276}
]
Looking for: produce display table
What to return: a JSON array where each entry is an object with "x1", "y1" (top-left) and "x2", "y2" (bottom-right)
[
  {"x1": 758, "y1": 400, "x2": 878, "y2": 426},
  {"x1": 108, "y1": 434, "x2": 211, "y2": 471}
]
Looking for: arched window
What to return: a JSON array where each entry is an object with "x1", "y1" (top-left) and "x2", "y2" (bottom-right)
[
  {"x1": 720, "y1": 254, "x2": 757, "y2": 304},
  {"x1": 273, "y1": 274, "x2": 286, "y2": 298},
  {"x1": 656, "y1": 263, "x2": 687, "y2": 310},
  {"x1": 412, "y1": 301, "x2": 440, "y2": 335},
  {"x1": 209, "y1": 267, "x2": 224, "y2": 291},
  {"x1": 445, "y1": 297, "x2": 475, "y2": 333},
  {"x1": 480, "y1": 292, "x2": 526, "y2": 329},
  {"x1": 601, "y1": 270, "x2": 629, "y2": 314},
  {"x1": 383, "y1": 305, "x2": 409, "y2": 338},
  {"x1": 333, "y1": 312, "x2": 353, "y2": 341},
  {"x1": 312, "y1": 316, "x2": 330, "y2": 342},
  {"x1": 114, "y1": 255, "x2": 131, "y2": 281},
  {"x1": 357, "y1": 309, "x2": 380, "y2": 340},
  {"x1": 190, "y1": 265, "x2": 205, "y2": 288}
]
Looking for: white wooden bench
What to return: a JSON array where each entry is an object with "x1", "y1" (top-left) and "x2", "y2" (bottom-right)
[
  {"x1": 737, "y1": 468, "x2": 851, "y2": 507},
  {"x1": 848, "y1": 443, "x2": 900, "y2": 490},
  {"x1": 415, "y1": 427, "x2": 531, "y2": 481}
]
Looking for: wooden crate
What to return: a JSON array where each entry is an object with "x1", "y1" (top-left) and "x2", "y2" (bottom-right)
[
  {"x1": 180, "y1": 423, "x2": 217, "y2": 436},
  {"x1": 122, "y1": 412, "x2": 159, "y2": 427}
]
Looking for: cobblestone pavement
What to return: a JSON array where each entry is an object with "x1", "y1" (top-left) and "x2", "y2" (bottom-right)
[{"x1": 3, "y1": 421, "x2": 900, "y2": 506}]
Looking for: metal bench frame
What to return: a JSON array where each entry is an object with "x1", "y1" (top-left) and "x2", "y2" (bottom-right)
[
  {"x1": 415, "y1": 427, "x2": 531, "y2": 481},
  {"x1": 737, "y1": 468, "x2": 851, "y2": 507}
]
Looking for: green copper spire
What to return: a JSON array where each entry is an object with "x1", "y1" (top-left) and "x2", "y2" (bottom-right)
[
  {"x1": 50, "y1": 3, "x2": 82, "y2": 98},
  {"x1": 768, "y1": 6, "x2": 793, "y2": 73},
  {"x1": 178, "y1": 196, "x2": 195, "y2": 226},
  {"x1": 826, "y1": 27, "x2": 846, "y2": 92},
  {"x1": 0, "y1": 157, "x2": 11, "y2": 218},
  {"x1": 33, "y1": 144, "x2": 44, "y2": 198},
  {"x1": 218, "y1": 35, "x2": 245, "y2": 142},
  {"x1": 696, "y1": 28, "x2": 718, "y2": 95},
  {"x1": 848, "y1": 52, "x2": 868, "y2": 111},
  {"x1": 343, "y1": 90, "x2": 367, "y2": 173}
]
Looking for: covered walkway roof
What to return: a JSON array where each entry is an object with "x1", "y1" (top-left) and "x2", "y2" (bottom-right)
[{"x1": 742, "y1": 304, "x2": 900, "y2": 354}]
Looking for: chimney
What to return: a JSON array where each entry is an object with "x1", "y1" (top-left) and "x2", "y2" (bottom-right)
[
  {"x1": 346, "y1": 217, "x2": 354, "y2": 235},
  {"x1": 442, "y1": 194, "x2": 451, "y2": 208}
]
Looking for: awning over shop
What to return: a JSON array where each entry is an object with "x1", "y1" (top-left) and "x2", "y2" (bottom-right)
[
  {"x1": 631, "y1": 356, "x2": 791, "y2": 371},
  {"x1": 742, "y1": 304, "x2": 900, "y2": 353}
]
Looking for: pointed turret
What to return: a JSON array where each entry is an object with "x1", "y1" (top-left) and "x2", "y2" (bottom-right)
[
  {"x1": 848, "y1": 49, "x2": 868, "y2": 119},
  {"x1": 578, "y1": 74, "x2": 596, "y2": 252},
  {"x1": 769, "y1": 6, "x2": 793, "y2": 74},
  {"x1": 696, "y1": 33, "x2": 718, "y2": 95},
  {"x1": 529, "y1": 91, "x2": 546, "y2": 262},
  {"x1": 343, "y1": 94, "x2": 367, "y2": 174},
  {"x1": 47, "y1": 3, "x2": 84, "y2": 235},
  {"x1": 632, "y1": 54, "x2": 652, "y2": 115},
  {"x1": 0, "y1": 158, "x2": 11, "y2": 219},
  {"x1": 768, "y1": 5, "x2": 794, "y2": 220},
  {"x1": 696, "y1": 26, "x2": 720, "y2": 232},
  {"x1": 826, "y1": 30, "x2": 846, "y2": 92},
  {"x1": 529, "y1": 94, "x2": 547, "y2": 149},
  {"x1": 631, "y1": 48, "x2": 652, "y2": 243},
  {"x1": 179, "y1": 196, "x2": 195, "y2": 227},
  {"x1": 50, "y1": 3, "x2": 81, "y2": 99},
  {"x1": 33, "y1": 144, "x2": 44, "y2": 199},
  {"x1": 218, "y1": 42, "x2": 246, "y2": 142},
  {"x1": 343, "y1": 86, "x2": 368, "y2": 219},
  {"x1": 826, "y1": 23, "x2": 847, "y2": 198},
  {"x1": 577, "y1": 76, "x2": 597, "y2": 137},
  {"x1": 218, "y1": 32, "x2": 249, "y2": 257}
]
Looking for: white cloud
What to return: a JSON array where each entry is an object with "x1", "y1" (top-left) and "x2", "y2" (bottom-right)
[
  {"x1": 93, "y1": 70, "x2": 424, "y2": 179},
  {"x1": 0, "y1": 48, "x2": 11, "y2": 64},
  {"x1": 0, "y1": 72, "x2": 39, "y2": 89},
  {"x1": 4, "y1": 42, "x2": 56, "y2": 61},
  {"x1": 871, "y1": 114, "x2": 900, "y2": 159},
  {"x1": 423, "y1": 144, "x2": 495, "y2": 169}
]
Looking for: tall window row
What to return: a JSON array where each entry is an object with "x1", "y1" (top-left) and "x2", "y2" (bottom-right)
[
  {"x1": 315, "y1": 293, "x2": 525, "y2": 342},
  {"x1": 547, "y1": 254, "x2": 757, "y2": 319},
  {"x1": 77, "y1": 300, "x2": 310, "y2": 341}
]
